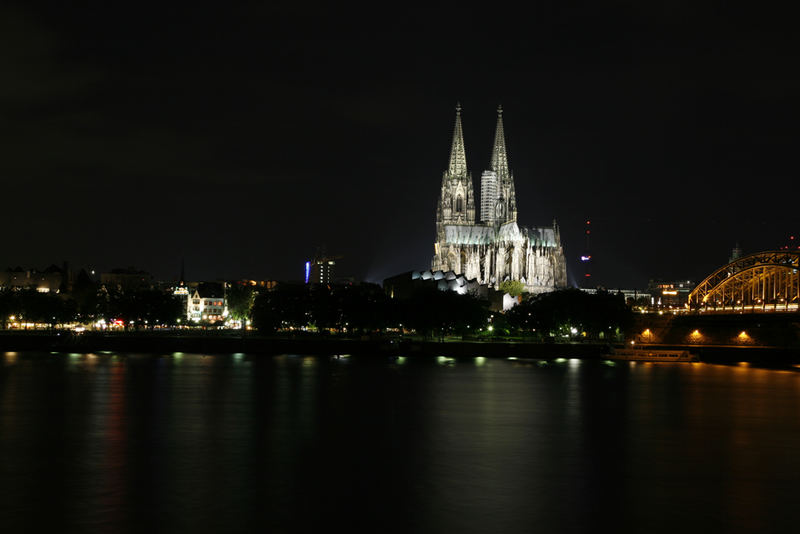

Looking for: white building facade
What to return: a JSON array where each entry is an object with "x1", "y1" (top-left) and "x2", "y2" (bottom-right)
[{"x1": 188, "y1": 285, "x2": 227, "y2": 323}]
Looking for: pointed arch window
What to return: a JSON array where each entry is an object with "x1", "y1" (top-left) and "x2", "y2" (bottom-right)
[{"x1": 456, "y1": 195, "x2": 463, "y2": 213}]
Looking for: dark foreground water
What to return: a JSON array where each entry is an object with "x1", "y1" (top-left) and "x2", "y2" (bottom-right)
[{"x1": 1, "y1": 352, "x2": 800, "y2": 533}]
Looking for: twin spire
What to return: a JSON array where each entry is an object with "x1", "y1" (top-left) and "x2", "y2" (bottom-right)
[
  {"x1": 490, "y1": 105, "x2": 509, "y2": 180},
  {"x1": 447, "y1": 103, "x2": 468, "y2": 178},
  {"x1": 447, "y1": 104, "x2": 509, "y2": 179}
]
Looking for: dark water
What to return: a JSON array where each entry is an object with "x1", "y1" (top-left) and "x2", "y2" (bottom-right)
[{"x1": 1, "y1": 352, "x2": 799, "y2": 533}]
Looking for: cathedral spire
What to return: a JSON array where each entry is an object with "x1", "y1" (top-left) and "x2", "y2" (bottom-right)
[
  {"x1": 490, "y1": 105, "x2": 509, "y2": 180},
  {"x1": 447, "y1": 103, "x2": 468, "y2": 177}
]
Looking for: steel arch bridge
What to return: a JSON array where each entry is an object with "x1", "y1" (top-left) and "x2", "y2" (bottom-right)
[{"x1": 688, "y1": 251, "x2": 800, "y2": 312}]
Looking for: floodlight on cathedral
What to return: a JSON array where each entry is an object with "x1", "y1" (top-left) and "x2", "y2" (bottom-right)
[{"x1": 431, "y1": 105, "x2": 567, "y2": 294}]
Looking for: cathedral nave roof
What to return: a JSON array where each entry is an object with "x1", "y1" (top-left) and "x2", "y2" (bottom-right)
[{"x1": 443, "y1": 224, "x2": 496, "y2": 245}]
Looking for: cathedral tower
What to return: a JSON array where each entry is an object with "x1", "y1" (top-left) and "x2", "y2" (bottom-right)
[
  {"x1": 488, "y1": 105, "x2": 517, "y2": 225},
  {"x1": 432, "y1": 105, "x2": 566, "y2": 293},
  {"x1": 435, "y1": 104, "x2": 476, "y2": 243}
]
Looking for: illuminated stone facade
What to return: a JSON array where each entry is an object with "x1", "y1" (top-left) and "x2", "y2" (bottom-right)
[{"x1": 432, "y1": 105, "x2": 567, "y2": 294}]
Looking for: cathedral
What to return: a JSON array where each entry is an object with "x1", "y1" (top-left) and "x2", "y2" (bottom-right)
[{"x1": 432, "y1": 105, "x2": 568, "y2": 294}]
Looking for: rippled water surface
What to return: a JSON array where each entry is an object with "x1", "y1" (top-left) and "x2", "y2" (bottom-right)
[{"x1": 1, "y1": 352, "x2": 799, "y2": 533}]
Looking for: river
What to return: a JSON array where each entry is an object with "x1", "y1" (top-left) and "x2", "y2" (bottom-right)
[{"x1": 1, "y1": 352, "x2": 799, "y2": 533}]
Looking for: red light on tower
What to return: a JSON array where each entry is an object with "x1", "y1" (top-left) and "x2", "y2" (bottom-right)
[{"x1": 581, "y1": 217, "x2": 593, "y2": 288}]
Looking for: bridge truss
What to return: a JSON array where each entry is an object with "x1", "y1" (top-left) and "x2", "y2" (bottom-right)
[{"x1": 688, "y1": 251, "x2": 800, "y2": 312}]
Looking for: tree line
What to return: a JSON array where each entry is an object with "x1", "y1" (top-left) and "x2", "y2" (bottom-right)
[
  {"x1": 1, "y1": 276, "x2": 633, "y2": 341},
  {"x1": 0, "y1": 271, "x2": 183, "y2": 328},
  {"x1": 251, "y1": 284, "x2": 632, "y2": 341},
  {"x1": 250, "y1": 283, "x2": 490, "y2": 337}
]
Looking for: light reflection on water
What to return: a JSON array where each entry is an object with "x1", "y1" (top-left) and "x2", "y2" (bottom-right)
[{"x1": 1, "y1": 353, "x2": 799, "y2": 533}]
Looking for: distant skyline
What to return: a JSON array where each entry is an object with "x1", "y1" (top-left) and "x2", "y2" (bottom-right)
[{"x1": 2, "y1": 3, "x2": 797, "y2": 287}]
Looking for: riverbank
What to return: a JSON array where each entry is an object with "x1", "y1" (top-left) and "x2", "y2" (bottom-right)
[{"x1": 2, "y1": 331, "x2": 799, "y2": 364}]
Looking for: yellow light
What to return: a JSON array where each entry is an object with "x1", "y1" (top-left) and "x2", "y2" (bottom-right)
[
  {"x1": 642, "y1": 328, "x2": 651, "y2": 336},
  {"x1": 738, "y1": 331, "x2": 750, "y2": 340},
  {"x1": 662, "y1": 290, "x2": 678, "y2": 295}
]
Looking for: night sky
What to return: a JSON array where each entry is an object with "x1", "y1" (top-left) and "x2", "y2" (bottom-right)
[{"x1": 2, "y1": 3, "x2": 798, "y2": 288}]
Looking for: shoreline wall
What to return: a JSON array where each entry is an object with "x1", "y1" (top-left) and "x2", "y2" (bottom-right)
[{"x1": 1, "y1": 331, "x2": 799, "y2": 364}]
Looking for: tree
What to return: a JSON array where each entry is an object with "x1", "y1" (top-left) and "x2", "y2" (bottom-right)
[
  {"x1": 226, "y1": 283, "x2": 255, "y2": 327},
  {"x1": 72, "y1": 269, "x2": 100, "y2": 323},
  {"x1": 498, "y1": 280, "x2": 525, "y2": 297},
  {"x1": 102, "y1": 287, "x2": 183, "y2": 328},
  {"x1": 398, "y1": 287, "x2": 489, "y2": 339},
  {"x1": 251, "y1": 283, "x2": 309, "y2": 333},
  {"x1": 10, "y1": 289, "x2": 77, "y2": 327},
  {"x1": 0, "y1": 289, "x2": 18, "y2": 328},
  {"x1": 507, "y1": 288, "x2": 632, "y2": 340}
]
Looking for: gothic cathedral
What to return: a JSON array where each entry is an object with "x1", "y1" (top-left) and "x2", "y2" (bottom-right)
[{"x1": 432, "y1": 105, "x2": 568, "y2": 293}]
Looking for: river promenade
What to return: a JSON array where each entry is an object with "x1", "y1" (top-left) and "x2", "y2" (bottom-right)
[{"x1": 1, "y1": 330, "x2": 799, "y2": 365}]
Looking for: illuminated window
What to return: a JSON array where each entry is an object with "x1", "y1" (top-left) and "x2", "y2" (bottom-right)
[{"x1": 456, "y1": 196, "x2": 463, "y2": 212}]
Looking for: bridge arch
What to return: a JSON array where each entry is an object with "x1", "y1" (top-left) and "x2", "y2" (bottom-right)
[{"x1": 688, "y1": 251, "x2": 800, "y2": 312}]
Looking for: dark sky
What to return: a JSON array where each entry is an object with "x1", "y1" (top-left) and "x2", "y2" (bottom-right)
[{"x1": 2, "y1": 3, "x2": 798, "y2": 287}]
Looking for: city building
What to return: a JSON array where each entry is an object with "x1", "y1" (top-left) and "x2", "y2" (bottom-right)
[
  {"x1": 173, "y1": 282, "x2": 190, "y2": 315},
  {"x1": 383, "y1": 270, "x2": 509, "y2": 311},
  {"x1": 239, "y1": 279, "x2": 278, "y2": 290},
  {"x1": 305, "y1": 255, "x2": 338, "y2": 285},
  {"x1": 648, "y1": 279, "x2": 695, "y2": 309},
  {"x1": 0, "y1": 264, "x2": 69, "y2": 292},
  {"x1": 101, "y1": 267, "x2": 153, "y2": 292},
  {"x1": 188, "y1": 282, "x2": 227, "y2": 323},
  {"x1": 385, "y1": 270, "x2": 488, "y2": 299},
  {"x1": 729, "y1": 242, "x2": 743, "y2": 263},
  {"x1": 432, "y1": 105, "x2": 567, "y2": 293},
  {"x1": 581, "y1": 287, "x2": 649, "y2": 307}
]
